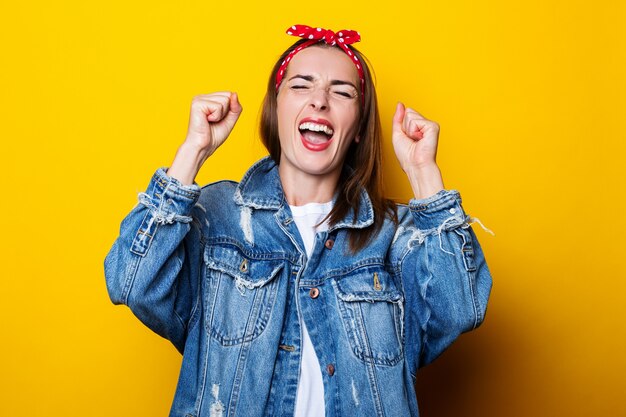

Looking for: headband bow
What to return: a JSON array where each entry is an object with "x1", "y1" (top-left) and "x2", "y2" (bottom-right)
[{"x1": 275, "y1": 25, "x2": 365, "y2": 103}]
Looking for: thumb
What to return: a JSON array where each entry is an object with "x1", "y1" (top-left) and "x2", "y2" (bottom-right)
[
  {"x1": 230, "y1": 92, "x2": 243, "y2": 114},
  {"x1": 222, "y1": 92, "x2": 243, "y2": 128},
  {"x1": 392, "y1": 102, "x2": 405, "y2": 134}
]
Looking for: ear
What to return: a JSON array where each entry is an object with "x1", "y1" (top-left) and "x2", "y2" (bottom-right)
[{"x1": 354, "y1": 135, "x2": 361, "y2": 143}]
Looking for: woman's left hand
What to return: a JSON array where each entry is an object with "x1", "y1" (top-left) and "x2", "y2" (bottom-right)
[
  {"x1": 391, "y1": 102, "x2": 440, "y2": 172},
  {"x1": 392, "y1": 102, "x2": 445, "y2": 199}
]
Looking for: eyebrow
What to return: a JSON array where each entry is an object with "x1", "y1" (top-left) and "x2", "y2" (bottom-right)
[{"x1": 288, "y1": 74, "x2": 357, "y2": 89}]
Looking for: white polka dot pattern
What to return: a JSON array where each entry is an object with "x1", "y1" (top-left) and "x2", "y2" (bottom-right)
[{"x1": 275, "y1": 24, "x2": 365, "y2": 105}]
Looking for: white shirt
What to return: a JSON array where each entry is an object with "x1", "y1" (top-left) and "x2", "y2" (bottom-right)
[{"x1": 289, "y1": 200, "x2": 333, "y2": 417}]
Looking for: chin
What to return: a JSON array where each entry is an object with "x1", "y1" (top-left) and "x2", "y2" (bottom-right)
[{"x1": 294, "y1": 153, "x2": 343, "y2": 177}]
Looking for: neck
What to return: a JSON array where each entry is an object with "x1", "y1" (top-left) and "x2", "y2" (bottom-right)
[{"x1": 279, "y1": 164, "x2": 340, "y2": 206}]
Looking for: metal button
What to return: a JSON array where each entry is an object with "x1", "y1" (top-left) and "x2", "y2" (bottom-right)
[
  {"x1": 309, "y1": 287, "x2": 320, "y2": 299},
  {"x1": 239, "y1": 259, "x2": 249, "y2": 273},
  {"x1": 326, "y1": 364, "x2": 335, "y2": 376},
  {"x1": 324, "y1": 239, "x2": 334, "y2": 249},
  {"x1": 373, "y1": 272, "x2": 382, "y2": 291}
]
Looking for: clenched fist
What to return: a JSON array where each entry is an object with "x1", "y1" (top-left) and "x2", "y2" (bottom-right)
[
  {"x1": 392, "y1": 102, "x2": 439, "y2": 172},
  {"x1": 185, "y1": 92, "x2": 243, "y2": 154},
  {"x1": 391, "y1": 102, "x2": 444, "y2": 199},
  {"x1": 168, "y1": 92, "x2": 242, "y2": 185}
]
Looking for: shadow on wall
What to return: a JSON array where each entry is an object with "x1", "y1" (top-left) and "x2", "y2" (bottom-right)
[{"x1": 414, "y1": 293, "x2": 525, "y2": 417}]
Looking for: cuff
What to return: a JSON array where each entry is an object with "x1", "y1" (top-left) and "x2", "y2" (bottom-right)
[
  {"x1": 139, "y1": 168, "x2": 201, "y2": 222},
  {"x1": 408, "y1": 189, "x2": 466, "y2": 231},
  {"x1": 130, "y1": 169, "x2": 201, "y2": 256}
]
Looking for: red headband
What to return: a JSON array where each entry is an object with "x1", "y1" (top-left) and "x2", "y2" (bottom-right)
[{"x1": 275, "y1": 25, "x2": 365, "y2": 102}]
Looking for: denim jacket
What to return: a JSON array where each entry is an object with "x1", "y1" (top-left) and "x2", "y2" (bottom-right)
[{"x1": 104, "y1": 156, "x2": 492, "y2": 417}]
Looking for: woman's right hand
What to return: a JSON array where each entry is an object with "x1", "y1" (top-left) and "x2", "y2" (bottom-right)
[
  {"x1": 168, "y1": 92, "x2": 243, "y2": 185},
  {"x1": 185, "y1": 92, "x2": 243, "y2": 154}
]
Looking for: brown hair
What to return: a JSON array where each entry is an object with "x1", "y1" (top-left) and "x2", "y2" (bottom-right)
[{"x1": 260, "y1": 39, "x2": 397, "y2": 252}]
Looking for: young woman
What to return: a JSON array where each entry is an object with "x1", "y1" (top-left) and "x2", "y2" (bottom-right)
[{"x1": 105, "y1": 25, "x2": 492, "y2": 417}]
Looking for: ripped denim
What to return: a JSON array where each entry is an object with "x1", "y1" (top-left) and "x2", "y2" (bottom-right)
[{"x1": 104, "y1": 156, "x2": 493, "y2": 417}]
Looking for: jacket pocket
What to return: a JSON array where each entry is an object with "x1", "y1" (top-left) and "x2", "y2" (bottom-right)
[
  {"x1": 204, "y1": 245, "x2": 284, "y2": 346},
  {"x1": 334, "y1": 267, "x2": 404, "y2": 366}
]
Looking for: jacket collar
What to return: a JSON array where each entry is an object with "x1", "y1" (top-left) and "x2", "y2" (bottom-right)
[{"x1": 234, "y1": 156, "x2": 374, "y2": 230}]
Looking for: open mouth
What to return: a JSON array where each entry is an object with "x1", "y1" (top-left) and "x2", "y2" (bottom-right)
[{"x1": 298, "y1": 120, "x2": 334, "y2": 151}]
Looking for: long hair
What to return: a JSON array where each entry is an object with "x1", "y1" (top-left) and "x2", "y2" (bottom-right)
[{"x1": 260, "y1": 39, "x2": 397, "y2": 252}]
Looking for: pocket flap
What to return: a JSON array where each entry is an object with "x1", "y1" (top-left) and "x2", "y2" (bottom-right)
[
  {"x1": 204, "y1": 245, "x2": 284, "y2": 288},
  {"x1": 335, "y1": 268, "x2": 402, "y2": 303}
]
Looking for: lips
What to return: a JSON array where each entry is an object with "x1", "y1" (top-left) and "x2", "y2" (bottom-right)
[{"x1": 298, "y1": 118, "x2": 335, "y2": 152}]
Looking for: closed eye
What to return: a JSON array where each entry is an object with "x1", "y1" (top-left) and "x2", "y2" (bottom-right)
[
  {"x1": 334, "y1": 91, "x2": 353, "y2": 98},
  {"x1": 332, "y1": 89, "x2": 357, "y2": 99}
]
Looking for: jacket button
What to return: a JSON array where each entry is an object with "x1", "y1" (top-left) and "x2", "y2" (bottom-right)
[
  {"x1": 326, "y1": 364, "x2": 335, "y2": 376},
  {"x1": 324, "y1": 239, "x2": 334, "y2": 249},
  {"x1": 309, "y1": 287, "x2": 320, "y2": 299}
]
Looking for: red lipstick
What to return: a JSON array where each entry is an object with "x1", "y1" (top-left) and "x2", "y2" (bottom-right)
[{"x1": 298, "y1": 117, "x2": 334, "y2": 152}]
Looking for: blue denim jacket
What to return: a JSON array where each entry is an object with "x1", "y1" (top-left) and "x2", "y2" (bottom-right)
[{"x1": 104, "y1": 156, "x2": 492, "y2": 417}]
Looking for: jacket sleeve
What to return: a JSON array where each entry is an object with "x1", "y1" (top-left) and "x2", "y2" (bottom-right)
[
  {"x1": 104, "y1": 168, "x2": 203, "y2": 353},
  {"x1": 395, "y1": 189, "x2": 493, "y2": 374}
]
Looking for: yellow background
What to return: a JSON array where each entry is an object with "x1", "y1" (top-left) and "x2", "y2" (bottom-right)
[{"x1": 1, "y1": 1, "x2": 624, "y2": 416}]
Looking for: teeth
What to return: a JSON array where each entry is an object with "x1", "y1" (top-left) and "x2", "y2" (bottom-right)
[{"x1": 298, "y1": 122, "x2": 334, "y2": 136}]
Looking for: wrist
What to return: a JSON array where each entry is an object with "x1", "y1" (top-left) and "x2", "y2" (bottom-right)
[
  {"x1": 180, "y1": 140, "x2": 215, "y2": 159},
  {"x1": 167, "y1": 142, "x2": 213, "y2": 185},
  {"x1": 406, "y1": 163, "x2": 445, "y2": 200}
]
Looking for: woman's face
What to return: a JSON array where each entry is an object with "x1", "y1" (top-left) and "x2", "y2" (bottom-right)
[{"x1": 276, "y1": 45, "x2": 361, "y2": 181}]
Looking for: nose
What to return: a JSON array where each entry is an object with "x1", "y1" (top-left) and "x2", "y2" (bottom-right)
[{"x1": 309, "y1": 88, "x2": 329, "y2": 111}]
